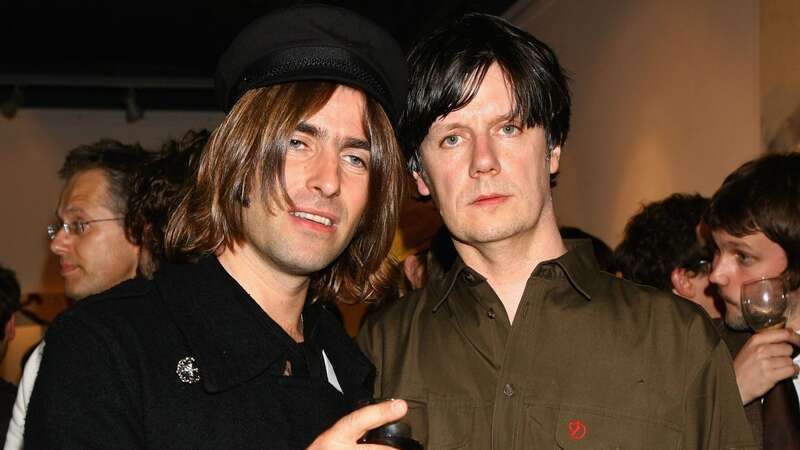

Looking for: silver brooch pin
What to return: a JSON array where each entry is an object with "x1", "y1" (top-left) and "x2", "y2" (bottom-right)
[{"x1": 176, "y1": 356, "x2": 201, "y2": 384}]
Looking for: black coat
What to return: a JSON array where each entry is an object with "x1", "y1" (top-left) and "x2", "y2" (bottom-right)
[{"x1": 25, "y1": 257, "x2": 375, "y2": 449}]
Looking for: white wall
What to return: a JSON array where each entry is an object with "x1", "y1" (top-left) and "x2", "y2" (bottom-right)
[
  {"x1": 510, "y1": 0, "x2": 761, "y2": 247},
  {"x1": 760, "y1": 0, "x2": 800, "y2": 149}
]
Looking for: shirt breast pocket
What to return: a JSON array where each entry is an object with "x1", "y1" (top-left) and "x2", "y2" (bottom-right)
[
  {"x1": 404, "y1": 395, "x2": 477, "y2": 450},
  {"x1": 551, "y1": 405, "x2": 681, "y2": 450}
]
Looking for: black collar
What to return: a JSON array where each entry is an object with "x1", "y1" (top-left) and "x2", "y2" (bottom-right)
[{"x1": 154, "y1": 256, "x2": 372, "y2": 393}]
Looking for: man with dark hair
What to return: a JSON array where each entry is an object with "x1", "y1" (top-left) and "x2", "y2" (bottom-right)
[
  {"x1": 614, "y1": 194, "x2": 780, "y2": 443},
  {"x1": 26, "y1": 5, "x2": 408, "y2": 449},
  {"x1": 615, "y1": 193, "x2": 719, "y2": 317},
  {"x1": 125, "y1": 129, "x2": 208, "y2": 278},
  {"x1": 705, "y1": 152, "x2": 800, "y2": 448},
  {"x1": 5, "y1": 139, "x2": 150, "y2": 449},
  {"x1": 0, "y1": 265, "x2": 21, "y2": 445},
  {"x1": 358, "y1": 13, "x2": 755, "y2": 449}
]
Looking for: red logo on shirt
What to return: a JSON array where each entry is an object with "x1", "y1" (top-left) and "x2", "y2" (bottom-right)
[{"x1": 568, "y1": 419, "x2": 587, "y2": 440}]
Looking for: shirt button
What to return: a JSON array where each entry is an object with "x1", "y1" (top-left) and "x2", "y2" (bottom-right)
[
  {"x1": 487, "y1": 308, "x2": 496, "y2": 319},
  {"x1": 503, "y1": 383, "x2": 515, "y2": 397},
  {"x1": 462, "y1": 272, "x2": 475, "y2": 282}
]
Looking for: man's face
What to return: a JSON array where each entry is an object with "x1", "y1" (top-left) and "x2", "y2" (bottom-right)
[
  {"x1": 50, "y1": 168, "x2": 140, "y2": 300},
  {"x1": 709, "y1": 229, "x2": 788, "y2": 330},
  {"x1": 414, "y1": 63, "x2": 560, "y2": 248},
  {"x1": 239, "y1": 86, "x2": 371, "y2": 275}
]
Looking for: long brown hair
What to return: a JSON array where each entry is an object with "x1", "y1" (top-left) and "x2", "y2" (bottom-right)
[{"x1": 165, "y1": 81, "x2": 404, "y2": 303}]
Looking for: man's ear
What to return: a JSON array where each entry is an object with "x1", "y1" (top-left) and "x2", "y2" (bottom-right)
[
  {"x1": 549, "y1": 146, "x2": 562, "y2": 174},
  {"x1": 412, "y1": 171, "x2": 431, "y2": 197},
  {"x1": 4, "y1": 314, "x2": 15, "y2": 342},
  {"x1": 670, "y1": 267, "x2": 695, "y2": 299}
]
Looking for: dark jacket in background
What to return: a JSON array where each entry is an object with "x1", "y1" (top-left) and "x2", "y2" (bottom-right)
[
  {"x1": 358, "y1": 241, "x2": 756, "y2": 450},
  {"x1": 25, "y1": 257, "x2": 374, "y2": 449}
]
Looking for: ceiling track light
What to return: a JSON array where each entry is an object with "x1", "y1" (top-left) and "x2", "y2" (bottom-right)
[{"x1": 124, "y1": 87, "x2": 144, "y2": 123}]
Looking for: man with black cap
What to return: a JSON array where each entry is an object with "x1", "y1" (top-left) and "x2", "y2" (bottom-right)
[{"x1": 25, "y1": 5, "x2": 409, "y2": 449}]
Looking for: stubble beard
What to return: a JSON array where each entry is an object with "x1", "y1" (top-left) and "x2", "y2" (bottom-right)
[
  {"x1": 64, "y1": 275, "x2": 103, "y2": 301},
  {"x1": 724, "y1": 307, "x2": 750, "y2": 331}
]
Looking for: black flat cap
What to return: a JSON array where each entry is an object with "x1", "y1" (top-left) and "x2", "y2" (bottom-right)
[{"x1": 215, "y1": 4, "x2": 407, "y2": 124}]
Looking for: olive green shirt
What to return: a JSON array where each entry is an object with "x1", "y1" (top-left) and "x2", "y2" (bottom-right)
[{"x1": 357, "y1": 241, "x2": 756, "y2": 449}]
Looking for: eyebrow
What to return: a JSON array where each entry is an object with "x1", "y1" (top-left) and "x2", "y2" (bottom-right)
[
  {"x1": 430, "y1": 112, "x2": 519, "y2": 133},
  {"x1": 343, "y1": 137, "x2": 371, "y2": 152},
  {"x1": 55, "y1": 205, "x2": 86, "y2": 218},
  {"x1": 296, "y1": 122, "x2": 325, "y2": 139},
  {"x1": 725, "y1": 240, "x2": 754, "y2": 252},
  {"x1": 296, "y1": 122, "x2": 370, "y2": 152}
]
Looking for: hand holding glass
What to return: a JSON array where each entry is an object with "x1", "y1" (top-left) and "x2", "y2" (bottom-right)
[{"x1": 741, "y1": 277, "x2": 788, "y2": 332}]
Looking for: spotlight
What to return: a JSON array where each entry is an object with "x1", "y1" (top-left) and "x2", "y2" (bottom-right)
[
  {"x1": 1, "y1": 86, "x2": 23, "y2": 119},
  {"x1": 124, "y1": 88, "x2": 144, "y2": 123}
]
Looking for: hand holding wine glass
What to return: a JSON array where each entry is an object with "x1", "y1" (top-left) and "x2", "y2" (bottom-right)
[
  {"x1": 733, "y1": 277, "x2": 800, "y2": 405},
  {"x1": 740, "y1": 278, "x2": 800, "y2": 449},
  {"x1": 741, "y1": 277, "x2": 789, "y2": 332}
]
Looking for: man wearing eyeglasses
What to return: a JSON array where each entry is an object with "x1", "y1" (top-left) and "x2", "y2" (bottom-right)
[
  {"x1": 4, "y1": 140, "x2": 149, "y2": 449},
  {"x1": 47, "y1": 140, "x2": 148, "y2": 300},
  {"x1": 705, "y1": 152, "x2": 800, "y2": 449}
]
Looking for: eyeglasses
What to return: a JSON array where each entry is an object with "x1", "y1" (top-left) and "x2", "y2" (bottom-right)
[
  {"x1": 687, "y1": 258, "x2": 712, "y2": 275},
  {"x1": 47, "y1": 218, "x2": 123, "y2": 240}
]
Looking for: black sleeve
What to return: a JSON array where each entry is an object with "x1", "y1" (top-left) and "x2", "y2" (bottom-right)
[{"x1": 25, "y1": 312, "x2": 144, "y2": 449}]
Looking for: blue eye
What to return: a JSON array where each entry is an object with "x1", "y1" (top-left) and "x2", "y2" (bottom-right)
[
  {"x1": 288, "y1": 138, "x2": 305, "y2": 149},
  {"x1": 442, "y1": 135, "x2": 461, "y2": 147},
  {"x1": 500, "y1": 124, "x2": 521, "y2": 135},
  {"x1": 343, "y1": 154, "x2": 367, "y2": 169}
]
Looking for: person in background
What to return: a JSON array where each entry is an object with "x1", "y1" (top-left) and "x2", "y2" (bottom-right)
[
  {"x1": 614, "y1": 193, "x2": 779, "y2": 442},
  {"x1": 5, "y1": 140, "x2": 150, "y2": 450},
  {"x1": 401, "y1": 226, "x2": 456, "y2": 291},
  {"x1": 125, "y1": 129, "x2": 208, "y2": 278},
  {"x1": 358, "y1": 13, "x2": 755, "y2": 449},
  {"x1": 705, "y1": 152, "x2": 800, "y2": 449},
  {"x1": 25, "y1": 5, "x2": 409, "y2": 448},
  {"x1": 614, "y1": 193, "x2": 719, "y2": 317},
  {"x1": 0, "y1": 265, "x2": 21, "y2": 446}
]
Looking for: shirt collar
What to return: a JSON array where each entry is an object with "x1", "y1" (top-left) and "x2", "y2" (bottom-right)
[
  {"x1": 154, "y1": 256, "x2": 372, "y2": 393},
  {"x1": 430, "y1": 239, "x2": 603, "y2": 312}
]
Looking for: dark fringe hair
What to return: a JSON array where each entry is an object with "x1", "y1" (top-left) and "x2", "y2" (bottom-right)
[
  {"x1": 704, "y1": 152, "x2": 800, "y2": 289},
  {"x1": 400, "y1": 13, "x2": 571, "y2": 173}
]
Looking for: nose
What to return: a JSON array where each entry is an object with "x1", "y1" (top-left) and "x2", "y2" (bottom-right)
[
  {"x1": 49, "y1": 227, "x2": 73, "y2": 256},
  {"x1": 306, "y1": 149, "x2": 341, "y2": 198},
  {"x1": 469, "y1": 133, "x2": 501, "y2": 178},
  {"x1": 708, "y1": 255, "x2": 727, "y2": 286}
]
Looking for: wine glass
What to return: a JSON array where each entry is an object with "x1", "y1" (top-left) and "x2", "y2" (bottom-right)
[
  {"x1": 786, "y1": 286, "x2": 800, "y2": 331},
  {"x1": 741, "y1": 277, "x2": 789, "y2": 332}
]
